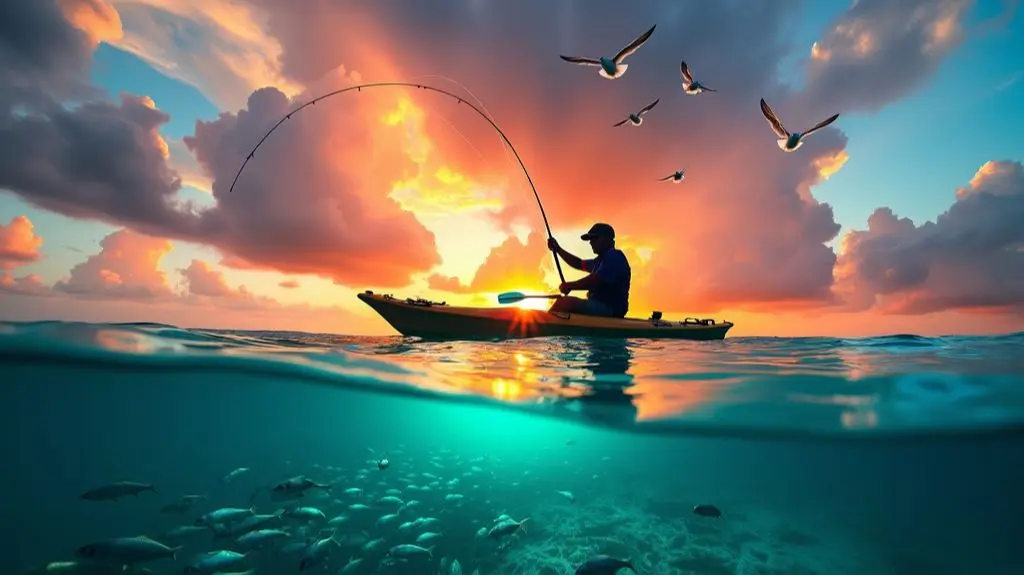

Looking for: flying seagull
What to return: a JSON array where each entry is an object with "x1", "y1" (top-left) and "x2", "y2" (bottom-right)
[
  {"x1": 759, "y1": 98, "x2": 839, "y2": 152},
  {"x1": 680, "y1": 60, "x2": 716, "y2": 94},
  {"x1": 658, "y1": 170, "x2": 686, "y2": 183},
  {"x1": 613, "y1": 99, "x2": 660, "y2": 127},
  {"x1": 559, "y1": 24, "x2": 656, "y2": 80}
]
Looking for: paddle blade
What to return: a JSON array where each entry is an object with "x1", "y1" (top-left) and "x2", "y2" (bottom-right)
[{"x1": 497, "y1": 291, "x2": 526, "y2": 305}]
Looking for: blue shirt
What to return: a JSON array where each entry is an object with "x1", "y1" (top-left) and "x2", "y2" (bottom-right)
[{"x1": 582, "y1": 248, "x2": 631, "y2": 317}]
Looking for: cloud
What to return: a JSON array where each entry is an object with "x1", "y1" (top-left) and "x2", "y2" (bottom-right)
[
  {"x1": 53, "y1": 228, "x2": 176, "y2": 300},
  {"x1": 105, "y1": 0, "x2": 301, "y2": 109},
  {"x1": 0, "y1": 216, "x2": 44, "y2": 270},
  {"x1": 800, "y1": 0, "x2": 972, "y2": 115},
  {"x1": 834, "y1": 160, "x2": 1024, "y2": 314},
  {"x1": 0, "y1": 226, "x2": 379, "y2": 331},
  {"x1": 278, "y1": 279, "x2": 300, "y2": 289},
  {"x1": 428, "y1": 231, "x2": 552, "y2": 294}
]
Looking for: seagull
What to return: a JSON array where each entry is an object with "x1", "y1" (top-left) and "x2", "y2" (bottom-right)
[
  {"x1": 680, "y1": 61, "x2": 716, "y2": 94},
  {"x1": 658, "y1": 170, "x2": 686, "y2": 184},
  {"x1": 559, "y1": 24, "x2": 656, "y2": 80},
  {"x1": 613, "y1": 99, "x2": 660, "y2": 127},
  {"x1": 759, "y1": 98, "x2": 839, "y2": 152}
]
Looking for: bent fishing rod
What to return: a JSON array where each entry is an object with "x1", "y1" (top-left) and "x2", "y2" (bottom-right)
[{"x1": 227, "y1": 81, "x2": 566, "y2": 285}]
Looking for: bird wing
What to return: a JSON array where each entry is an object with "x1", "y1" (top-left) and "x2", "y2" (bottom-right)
[
  {"x1": 657, "y1": 174, "x2": 674, "y2": 181},
  {"x1": 559, "y1": 55, "x2": 601, "y2": 66},
  {"x1": 802, "y1": 113, "x2": 840, "y2": 137},
  {"x1": 613, "y1": 24, "x2": 656, "y2": 63},
  {"x1": 759, "y1": 98, "x2": 789, "y2": 138},
  {"x1": 679, "y1": 60, "x2": 694, "y2": 85},
  {"x1": 703, "y1": 85, "x2": 717, "y2": 92},
  {"x1": 638, "y1": 98, "x2": 660, "y2": 116},
  {"x1": 613, "y1": 117, "x2": 629, "y2": 127}
]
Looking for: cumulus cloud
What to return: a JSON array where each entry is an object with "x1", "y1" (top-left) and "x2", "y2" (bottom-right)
[
  {"x1": 800, "y1": 0, "x2": 973, "y2": 115},
  {"x1": 0, "y1": 216, "x2": 44, "y2": 270},
  {"x1": 834, "y1": 160, "x2": 1024, "y2": 314},
  {"x1": 0, "y1": 226, "x2": 374, "y2": 332},
  {"x1": 428, "y1": 232, "x2": 552, "y2": 294},
  {"x1": 53, "y1": 228, "x2": 176, "y2": 300}
]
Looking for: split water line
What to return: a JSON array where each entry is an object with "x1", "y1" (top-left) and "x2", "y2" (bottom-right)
[{"x1": 227, "y1": 82, "x2": 567, "y2": 285}]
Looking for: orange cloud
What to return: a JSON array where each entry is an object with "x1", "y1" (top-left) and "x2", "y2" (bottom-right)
[
  {"x1": 0, "y1": 227, "x2": 384, "y2": 332},
  {"x1": 0, "y1": 216, "x2": 44, "y2": 270},
  {"x1": 428, "y1": 231, "x2": 552, "y2": 295},
  {"x1": 58, "y1": 0, "x2": 124, "y2": 47},
  {"x1": 278, "y1": 279, "x2": 300, "y2": 289},
  {"x1": 54, "y1": 228, "x2": 176, "y2": 300}
]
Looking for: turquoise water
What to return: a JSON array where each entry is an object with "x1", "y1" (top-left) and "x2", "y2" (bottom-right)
[{"x1": 2, "y1": 321, "x2": 1023, "y2": 574}]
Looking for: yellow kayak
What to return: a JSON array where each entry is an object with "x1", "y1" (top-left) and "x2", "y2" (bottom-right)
[{"x1": 357, "y1": 291, "x2": 733, "y2": 340}]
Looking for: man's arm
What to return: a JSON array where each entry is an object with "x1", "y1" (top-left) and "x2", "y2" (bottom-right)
[
  {"x1": 563, "y1": 251, "x2": 625, "y2": 292},
  {"x1": 553, "y1": 245, "x2": 587, "y2": 271}
]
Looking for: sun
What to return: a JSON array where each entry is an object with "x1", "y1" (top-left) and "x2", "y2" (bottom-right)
[{"x1": 515, "y1": 297, "x2": 552, "y2": 311}]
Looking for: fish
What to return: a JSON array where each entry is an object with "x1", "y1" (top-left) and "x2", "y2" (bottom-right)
[
  {"x1": 387, "y1": 544, "x2": 434, "y2": 560},
  {"x1": 74, "y1": 536, "x2": 180, "y2": 565},
  {"x1": 222, "y1": 468, "x2": 250, "y2": 483},
  {"x1": 79, "y1": 482, "x2": 156, "y2": 501},
  {"x1": 679, "y1": 60, "x2": 716, "y2": 94},
  {"x1": 488, "y1": 517, "x2": 529, "y2": 539},
  {"x1": 234, "y1": 529, "x2": 290, "y2": 550},
  {"x1": 558, "y1": 490, "x2": 576, "y2": 503},
  {"x1": 658, "y1": 170, "x2": 686, "y2": 183},
  {"x1": 613, "y1": 99, "x2": 660, "y2": 127},
  {"x1": 271, "y1": 475, "x2": 331, "y2": 497},
  {"x1": 283, "y1": 506, "x2": 327, "y2": 522},
  {"x1": 560, "y1": 25, "x2": 656, "y2": 80},
  {"x1": 693, "y1": 503, "x2": 723, "y2": 518},
  {"x1": 183, "y1": 550, "x2": 248, "y2": 574},
  {"x1": 195, "y1": 506, "x2": 255, "y2": 527},
  {"x1": 759, "y1": 98, "x2": 839, "y2": 152},
  {"x1": 575, "y1": 555, "x2": 635, "y2": 575},
  {"x1": 298, "y1": 531, "x2": 342, "y2": 571}
]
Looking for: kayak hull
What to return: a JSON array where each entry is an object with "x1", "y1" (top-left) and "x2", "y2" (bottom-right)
[{"x1": 357, "y1": 291, "x2": 733, "y2": 340}]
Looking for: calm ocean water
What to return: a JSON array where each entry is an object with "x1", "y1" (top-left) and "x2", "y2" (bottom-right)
[{"x1": 2, "y1": 320, "x2": 1023, "y2": 575}]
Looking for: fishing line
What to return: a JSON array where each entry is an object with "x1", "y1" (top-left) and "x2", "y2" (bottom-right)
[
  {"x1": 227, "y1": 81, "x2": 566, "y2": 284},
  {"x1": 404, "y1": 74, "x2": 516, "y2": 168}
]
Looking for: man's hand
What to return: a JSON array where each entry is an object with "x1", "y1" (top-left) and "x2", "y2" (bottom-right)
[
  {"x1": 547, "y1": 237, "x2": 560, "y2": 251},
  {"x1": 558, "y1": 282, "x2": 573, "y2": 295}
]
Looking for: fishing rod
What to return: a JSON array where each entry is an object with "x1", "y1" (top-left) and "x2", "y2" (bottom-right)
[{"x1": 227, "y1": 81, "x2": 566, "y2": 285}]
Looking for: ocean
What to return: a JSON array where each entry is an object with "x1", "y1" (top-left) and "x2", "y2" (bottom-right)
[{"x1": 2, "y1": 321, "x2": 1023, "y2": 575}]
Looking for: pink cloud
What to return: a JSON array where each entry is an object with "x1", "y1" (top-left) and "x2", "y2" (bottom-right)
[
  {"x1": 53, "y1": 228, "x2": 176, "y2": 300},
  {"x1": 0, "y1": 216, "x2": 44, "y2": 270}
]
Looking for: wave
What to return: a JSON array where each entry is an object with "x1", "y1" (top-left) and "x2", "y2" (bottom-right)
[{"x1": 2, "y1": 321, "x2": 1023, "y2": 441}]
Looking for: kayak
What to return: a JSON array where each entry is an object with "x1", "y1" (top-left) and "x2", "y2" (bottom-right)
[{"x1": 356, "y1": 291, "x2": 734, "y2": 340}]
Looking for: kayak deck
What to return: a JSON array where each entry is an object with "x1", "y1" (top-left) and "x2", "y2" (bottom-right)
[{"x1": 357, "y1": 291, "x2": 733, "y2": 340}]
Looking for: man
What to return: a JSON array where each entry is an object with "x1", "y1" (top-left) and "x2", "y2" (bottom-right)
[{"x1": 547, "y1": 222, "x2": 631, "y2": 317}]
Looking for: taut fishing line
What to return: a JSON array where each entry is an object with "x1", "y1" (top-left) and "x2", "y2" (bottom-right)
[{"x1": 228, "y1": 81, "x2": 566, "y2": 284}]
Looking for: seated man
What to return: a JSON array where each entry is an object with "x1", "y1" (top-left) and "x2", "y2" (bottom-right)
[{"x1": 547, "y1": 222, "x2": 631, "y2": 318}]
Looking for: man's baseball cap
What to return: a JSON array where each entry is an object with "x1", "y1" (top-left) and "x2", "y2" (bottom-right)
[{"x1": 581, "y1": 223, "x2": 615, "y2": 241}]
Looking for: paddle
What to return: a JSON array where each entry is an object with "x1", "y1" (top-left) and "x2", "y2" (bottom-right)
[{"x1": 497, "y1": 291, "x2": 562, "y2": 305}]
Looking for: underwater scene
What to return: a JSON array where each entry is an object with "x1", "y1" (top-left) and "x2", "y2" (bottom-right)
[{"x1": 2, "y1": 322, "x2": 1024, "y2": 575}]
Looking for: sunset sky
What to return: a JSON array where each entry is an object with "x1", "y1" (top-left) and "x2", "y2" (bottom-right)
[{"x1": 1, "y1": 0, "x2": 1023, "y2": 337}]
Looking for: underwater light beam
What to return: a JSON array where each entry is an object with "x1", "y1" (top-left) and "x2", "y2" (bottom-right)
[{"x1": 227, "y1": 81, "x2": 566, "y2": 285}]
